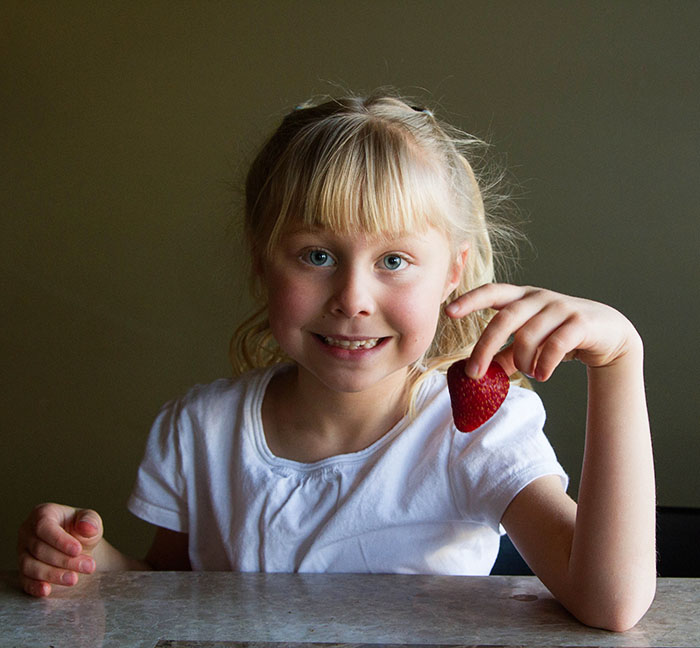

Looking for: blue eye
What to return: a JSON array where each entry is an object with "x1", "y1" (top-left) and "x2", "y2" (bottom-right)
[
  {"x1": 305, "y1": 249, "x2": 334, "y2": 266},
  {"x1": 382, "y1": 254, "x2": 406, "y2": 271}
]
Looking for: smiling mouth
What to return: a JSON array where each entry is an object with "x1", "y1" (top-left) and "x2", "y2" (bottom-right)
[{"x1": 318, "y1": 335, "x2": 383, "y2": 350}]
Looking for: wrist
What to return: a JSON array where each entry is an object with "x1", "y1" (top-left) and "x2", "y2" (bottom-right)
[
  {"x1": 91, "y1": 537, "x2": 150, "y2": 571},
  {"x1": 589, "y1": 322, "x2": 644, "y2": 373}
]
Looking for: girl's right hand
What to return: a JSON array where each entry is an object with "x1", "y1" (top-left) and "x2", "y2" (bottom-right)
[{"x1": 17, "y1": 503, "x2": 103, "y2": 597}]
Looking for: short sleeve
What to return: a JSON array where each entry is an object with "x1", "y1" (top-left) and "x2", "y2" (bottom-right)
[
  {"x1": 448, "y1": 386, "x2": 568, "y2": 532},
  {"x1": 127, "y1": 398, "x2": 190, "y2": 533}
]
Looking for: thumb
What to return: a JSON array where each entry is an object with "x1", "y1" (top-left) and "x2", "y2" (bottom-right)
[
  {"x1": 70, "y1": 509, "x2": 104, "y2": 552},
  {"x1": 493, "y1": 345, "x2": 518, "y2": 379}
]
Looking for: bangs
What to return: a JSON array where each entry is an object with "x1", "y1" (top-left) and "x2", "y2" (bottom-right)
[{"x1": 264, "y1": 117, "x2": 454, "y2": 255}]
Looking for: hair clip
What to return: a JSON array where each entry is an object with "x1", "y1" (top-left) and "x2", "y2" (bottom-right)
[{"x1": 410, "y1": 105, "x2": 434, "y2": 118}]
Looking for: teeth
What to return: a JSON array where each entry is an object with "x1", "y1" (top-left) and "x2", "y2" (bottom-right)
[{"x1": 323, "y1": 336, "x2": 380, "y2": 350}]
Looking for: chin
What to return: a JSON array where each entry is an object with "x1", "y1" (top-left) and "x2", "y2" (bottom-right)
[{"x1": 305, "y1": 365, "x2": 411, "y2": 398}]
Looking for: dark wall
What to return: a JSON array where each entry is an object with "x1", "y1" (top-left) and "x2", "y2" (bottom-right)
[{"x1": 3, "y1": 1, "x2": 698, "y2": 567}]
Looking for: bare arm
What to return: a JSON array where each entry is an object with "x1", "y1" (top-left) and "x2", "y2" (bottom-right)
[
  {"x1": 17, "y1": 503, "x2": 190, "y2": 596},
  {"x1": 567, "y1": 345, "x2": 655, "y2": 627},
  {"x1": 447, "y1": 284, "x2": 656, "y2": 631},
  {"x1": 86, "y1": 525, "x2": 190, "y2": 571}
]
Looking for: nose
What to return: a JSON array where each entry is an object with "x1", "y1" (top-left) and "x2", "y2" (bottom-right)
[{"x1": 328, "y1": 266, "x2": 375, "y2": 318}]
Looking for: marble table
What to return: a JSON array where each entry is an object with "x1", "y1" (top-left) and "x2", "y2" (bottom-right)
[{"x1": 1, "y1": 571, "x2": 697, "y2": 647}]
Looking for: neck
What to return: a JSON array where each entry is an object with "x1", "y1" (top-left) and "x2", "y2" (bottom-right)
[{"x1": 262, "y1": 364, "x2": 409, "y2": 462}]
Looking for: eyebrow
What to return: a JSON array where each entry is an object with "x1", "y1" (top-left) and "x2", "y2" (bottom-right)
[{"x1": 281, "y1": 228, "x2": 439, "y2": 256}]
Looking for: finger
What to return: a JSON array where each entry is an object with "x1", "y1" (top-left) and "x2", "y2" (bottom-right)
[
  {"x1": 445, "y1": 283, "x2": 529, "y2": 319},
  {"x1": 24, "y1": 533, "x2": 96, "y2": 574},
  {"x1": 492, "y1": 345, "x2": 517, "y2": 378},
  {"x1": 532, "y1": 320, "x2": 585, "y2": 381},
  {"x1": 467, "y1": 295, "x2": 550, "y2": 378},
  {"x1": 70, "y1": 510, "x2": 104, "y2": 550},
  {"x1": 33, "y1": 510, "x2": 83, "y2": 557},
  {"x1": 506, "y1": 301, "x2": 576, "y2": 378},
  {"x1": 494, "y1": 306, "x2": 582, "y2": 381},
  {"x1": 19, "y1": 550, "x2": 80, "y2": 589},
  {"x1": 20, "y1": 575, "x2": 52, "y2": 598},
  {"x1": 493, "y1": 344, "x2": 546, "y2": 382}
]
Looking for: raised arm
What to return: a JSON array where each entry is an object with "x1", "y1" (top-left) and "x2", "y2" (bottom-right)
[{"x1": 446, "y1": 284, "x2": 656, "y2": 631}]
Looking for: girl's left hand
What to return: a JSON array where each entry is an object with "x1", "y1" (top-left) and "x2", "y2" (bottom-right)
[{"x1": 445, "y1": 283, "x2": 642, "y2": 381}]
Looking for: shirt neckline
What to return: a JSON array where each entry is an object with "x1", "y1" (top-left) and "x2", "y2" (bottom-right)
[{"x1": 248, "y1": 363, "x2": 437, "y2": 473}]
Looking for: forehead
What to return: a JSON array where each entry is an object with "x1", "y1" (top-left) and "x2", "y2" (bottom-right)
[
  {"x1": 256, "y1": 114, "x2": 463, "y2": 258},
  {"x1": 281, "y1": 218, "x2": 431, "y2": 240},
  {"x1": 264, "y1": 171, "x2": 454, "y2": 255},
  {"x1": 265, "y1": 210, "x2": 455, "y2": 260},
  {"x1": 276, "y1": 223, "x2": 452, "y2": 254}
]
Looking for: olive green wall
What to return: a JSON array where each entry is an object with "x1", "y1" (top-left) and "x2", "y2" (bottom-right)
[{"x1": 3, "y1": 1, "x2": 699, "y2": 568}]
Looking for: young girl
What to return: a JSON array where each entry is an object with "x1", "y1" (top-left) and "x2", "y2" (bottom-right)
[{"x1": 17, "y1": 92, "x2": 655, "y2": 631}]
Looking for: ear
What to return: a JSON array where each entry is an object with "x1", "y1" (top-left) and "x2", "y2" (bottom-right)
[{"x1": 441, "y1": 243, "x2": 469, "y2": 302}]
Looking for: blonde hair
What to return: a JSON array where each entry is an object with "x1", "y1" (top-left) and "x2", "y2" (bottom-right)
[{"x1": 230, "y1": 91, "x2": 526, "y2": 409}]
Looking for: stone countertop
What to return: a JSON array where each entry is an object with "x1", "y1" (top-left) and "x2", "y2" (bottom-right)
[{"x1": 1, "y1": 571, "x2": 697, "y2": 647}]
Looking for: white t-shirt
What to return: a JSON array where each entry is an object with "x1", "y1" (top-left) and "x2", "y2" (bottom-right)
[{"x1": 128, "y1": 364, "x2": 567, "y2": 574}]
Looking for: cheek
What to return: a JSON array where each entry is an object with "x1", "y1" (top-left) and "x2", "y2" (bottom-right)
[
  {"x1": 265, "y1": 272, "x2": 314, "y2": 340},
  {"x1": 389, "y1": 283, "x2": 444, "y2": 345},
  {"x1": 268, "y1": 281, "x2": 298, "y2": 319}
]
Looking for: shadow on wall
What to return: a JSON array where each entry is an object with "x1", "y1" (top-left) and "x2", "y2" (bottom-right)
[{"x1": 491, "y1": 506, "x2": 700, "y2": 577}]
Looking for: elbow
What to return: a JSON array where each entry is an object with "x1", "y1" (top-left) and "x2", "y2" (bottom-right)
[
  {"x1": 573, "y1": 579, "x2": 656, "y2": 632},
  {"x1": 583, "y1": 607, "x2": 648, "y2": 633}
]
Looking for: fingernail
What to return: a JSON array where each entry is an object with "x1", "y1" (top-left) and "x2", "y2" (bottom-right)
[
  {"x1": 78, "y1": 517, "x2": 99, "y2": 532},
  {"x1": 445, "y1": 302, "x2": 459, "y2": 316},
  {"x1": 62, "y1": 572, "x2": 77, "y2": 585},
  {"x1": 79, "y1": 559, "x2": 94, "y2": 573},
  {"x1": 466, "y1": 359, "x2": 480, "y2": 379}
]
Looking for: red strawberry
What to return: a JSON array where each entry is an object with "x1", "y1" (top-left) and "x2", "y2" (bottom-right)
[{"x1": 446, "y1": 359, "x2": 510, "y2": 432}]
